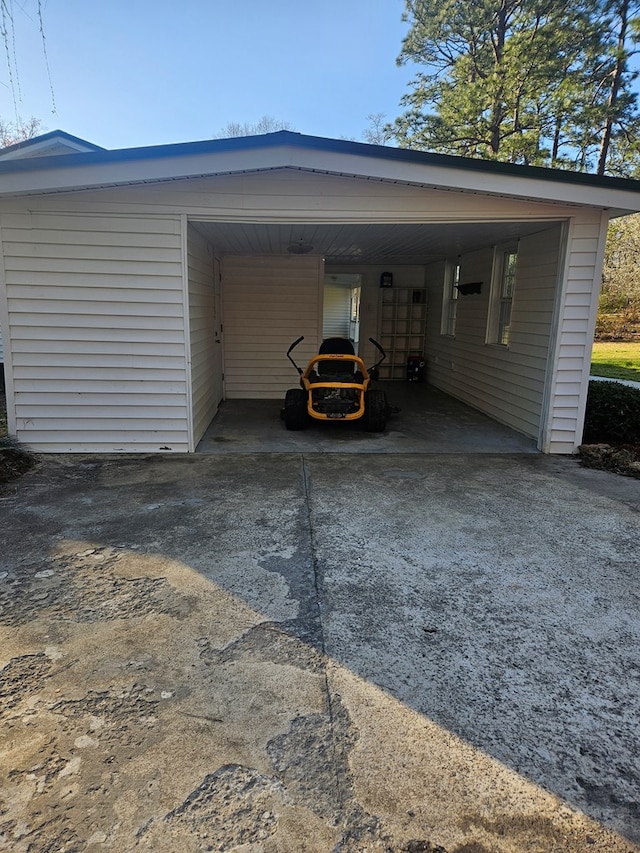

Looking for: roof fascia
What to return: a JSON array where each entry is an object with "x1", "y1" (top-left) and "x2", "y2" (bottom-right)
[
  {"x1": 0, "y1": 130, "x2": 105, "y2": 160},
  {"x1": 0, "y1": 133, "x2": 639, "y2": 213}
]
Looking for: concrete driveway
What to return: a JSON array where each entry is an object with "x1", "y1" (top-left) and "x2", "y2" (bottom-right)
[{"x1": 1, "y1": 451, "x2": 639, "y2": 852}]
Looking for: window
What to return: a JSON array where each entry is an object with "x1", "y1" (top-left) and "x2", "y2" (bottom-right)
[
  {"x1": 488, "y1": 245, "x2": 518, "y2": 346},
  {"x1": 441, "y1": 259, "x2": 460, "y2": 336}
]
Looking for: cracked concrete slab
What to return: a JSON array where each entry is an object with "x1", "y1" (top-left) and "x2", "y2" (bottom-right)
[{"x1": 0, "y1": 452, "x2": 639, "y2": 852}]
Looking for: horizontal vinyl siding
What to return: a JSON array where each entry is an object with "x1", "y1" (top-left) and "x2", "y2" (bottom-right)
[
  {"x1": 22, "y1": 170, "x2": 579, "y2": 224},
  {"x1": 425, "y1": 225, "x2": 562, "y2": 440},
  {"x1": 546, "y1": 215, "x2": 606, "y2": 452},
  {"x1": 188, "y1": 227, "x2": 220, "y2": 444},
  {"x1": 222, "y1": 255, "x2": 322, "y2": 398},
  {"x1": 1, "y1": 211, "x2": 189, "y2": 452}
]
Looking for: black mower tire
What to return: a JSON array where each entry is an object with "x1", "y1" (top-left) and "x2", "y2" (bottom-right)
[
  {"x1": 364, "y1": 389, "x2": 387, "y2": 432},
  {"x1": 284, "y1": 388, "x2": 308, "y2": 430}
]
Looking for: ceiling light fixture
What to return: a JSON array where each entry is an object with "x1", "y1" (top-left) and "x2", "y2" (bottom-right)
[{"x1": 287, "y1": 238, "x2": 314, "y2": 255}]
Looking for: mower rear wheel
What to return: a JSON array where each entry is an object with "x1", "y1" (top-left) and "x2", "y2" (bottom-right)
[
  {"x1": 364, "y1": 389, "x2": 387, "y2": 432},
  {"x1": 284, "y1": 388, "x2": 308, "y2": 430}
]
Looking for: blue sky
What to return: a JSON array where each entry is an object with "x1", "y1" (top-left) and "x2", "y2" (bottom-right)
[{"x1": 2, "y1": 0, "x2": 416, "y2": 150}]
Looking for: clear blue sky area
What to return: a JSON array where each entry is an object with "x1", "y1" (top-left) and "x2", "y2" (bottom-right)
[{"x1": 1, "y1": 0, "x2": 415, "y2": 150}]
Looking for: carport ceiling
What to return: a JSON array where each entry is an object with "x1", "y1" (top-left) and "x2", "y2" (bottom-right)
[{"x1": 190, "y1": 220, "x2": 562, "y2": 265}]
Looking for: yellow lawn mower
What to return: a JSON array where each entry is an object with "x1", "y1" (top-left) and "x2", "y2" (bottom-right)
[{"x1": 284, "y1": 336, "x2": 390, "y2": 432}]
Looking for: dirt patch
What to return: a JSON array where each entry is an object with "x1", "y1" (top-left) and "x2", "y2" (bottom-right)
[{"x1": 579, "y1": 443, "x2": 640, "y2": 478}]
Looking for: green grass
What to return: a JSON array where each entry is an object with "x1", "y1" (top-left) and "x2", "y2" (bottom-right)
[{"x1": 591, "y1": 341, "x2": 640, "y2": 382}]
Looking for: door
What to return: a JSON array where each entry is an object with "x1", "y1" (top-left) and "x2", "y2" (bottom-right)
[
  {"x1": 212, "y1": 256, "x2": 224, "y2": 405},
  {"x1": 323, "y1": 273, "x2": 362, "y2": 352},
  {"x1": 349, "y1": 286, "x2": 361, "y2": 350}
]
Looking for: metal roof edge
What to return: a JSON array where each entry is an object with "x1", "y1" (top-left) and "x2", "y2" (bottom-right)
[
  {"x1": 0, "y1": 129, "x2": 639, "y2": 194},
  {"x1": 0, "y1": 129, "x2": 106, "y2": 158}
]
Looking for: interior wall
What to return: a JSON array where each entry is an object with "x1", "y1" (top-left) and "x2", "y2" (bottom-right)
[
  {"x1": 423, "y1": 224, "x2": 563, "y2": 440},
  {"x1": 187, "y1": 226, "x2": 219, "y2": 445},
  {"x1": 221, "y1": 254, "x2": 323, "y2": 398}
]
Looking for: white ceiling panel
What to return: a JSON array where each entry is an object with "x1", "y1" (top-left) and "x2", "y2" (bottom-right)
[{"x1": 190, "y1": 220, "x2": 560, "y2": 265}]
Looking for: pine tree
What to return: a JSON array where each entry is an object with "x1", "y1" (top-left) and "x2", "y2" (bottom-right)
[{"x1": 393, "y1": 0, "x2": 640, "y2": 175}]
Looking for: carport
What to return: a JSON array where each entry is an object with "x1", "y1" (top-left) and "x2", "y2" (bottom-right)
[
  {"x1": 2, "y1": 130, "x2": 640, "y2": 454},
  {"x1": 188, "y1": 215, "x2": 559, "y2": 455},
  {"x1": 185, "y1": 189, "x2": 574, "y2": 457}
]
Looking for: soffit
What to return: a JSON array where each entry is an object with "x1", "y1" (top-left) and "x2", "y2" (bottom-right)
[{"x1": 190, "y1": 220, "x2": 560, "y2": 265}]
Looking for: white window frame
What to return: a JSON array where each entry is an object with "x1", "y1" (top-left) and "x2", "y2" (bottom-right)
[
  {"x1": 487, "y1": 244, "x2": 518, "y2": 346},
  {"x1": 440, "y1": 259, "x2": 460, "y2": 337}
]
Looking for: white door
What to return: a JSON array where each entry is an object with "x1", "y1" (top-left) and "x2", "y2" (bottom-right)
[
  {"x1": 212, "y1": 256, "x2": 224, "y2": 406},
  {"x1": 349, "y1": 286, "x2": 361, "y2": 351},
  {"x1": 323, "y1": 273, "x2": 362, "y2": 352}
]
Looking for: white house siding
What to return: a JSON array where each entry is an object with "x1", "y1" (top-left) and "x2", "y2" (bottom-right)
[
  {"x1": 0, "y1": 211, "x2": 189, "y2": 452},
  {"x1": 0, "y1": 170, "x2": 619, "y2": 453},
  {"x1": 542, "y1": 211, "x2": 608, "y2": 453},
  {"x1": 187, "y1": 226, "x2": 220, "y2": 445},
  {"x1": 221, "y1": 254, "x2": 322, "y2": 398},
  {"x1": 424, "y1": 225, "x2": 562, "y2": 441},
  {"x1": 19, "y1": 169, "x2": 575, "y2": 225}
]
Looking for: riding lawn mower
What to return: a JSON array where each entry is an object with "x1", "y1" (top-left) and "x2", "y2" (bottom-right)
[{"x1": 283, "y1": 336, "x2": 391, "y2": 432}]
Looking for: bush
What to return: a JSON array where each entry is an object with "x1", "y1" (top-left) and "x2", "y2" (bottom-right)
[
  {"x1": 595, "y1": 310, "x2": 640, "y2": 341},
  {"x1": 583, "y1": 380, "x2": 640, "y2": 444}
]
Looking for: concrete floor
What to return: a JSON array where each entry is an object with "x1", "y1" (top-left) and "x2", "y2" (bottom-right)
[
  {"x1": 197, "y1": 383, "x2": 539, "y2": 454},
  {"x1": 1, "y1": 450, "x2": 639, "y2": 852}
]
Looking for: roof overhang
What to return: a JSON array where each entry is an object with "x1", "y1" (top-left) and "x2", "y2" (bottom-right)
[
  {"x1": 0, "y1": 131, "x2": 639, "y2": 214},
  {"x1": 0, "y1": 129, "x2": 105, "y2": 162}
]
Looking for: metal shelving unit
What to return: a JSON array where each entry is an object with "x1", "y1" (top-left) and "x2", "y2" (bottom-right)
[{"x1": 378, "y1": 287, "x2": 428, "y2": 380}]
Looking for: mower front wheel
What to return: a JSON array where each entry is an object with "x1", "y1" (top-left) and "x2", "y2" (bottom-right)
[
  {"x1": 364, "y1": 389, "x2": 387, "y2": 432},
  {"x1": 284, "y1": 388, "x2": 308, "y2": 430}
]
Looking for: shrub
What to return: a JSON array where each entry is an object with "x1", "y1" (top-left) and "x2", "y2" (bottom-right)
[
  {"x1": 583, "y1": 380, "x2": 640, "y2": 444},
  {"x1": 595, "y1": 310, "x2": 640, "y2": 341}
]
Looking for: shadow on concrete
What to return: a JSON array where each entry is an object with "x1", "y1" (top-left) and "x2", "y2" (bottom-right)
[{"x1": 1, "y1": 452, "x2": 638, "y2": 851}]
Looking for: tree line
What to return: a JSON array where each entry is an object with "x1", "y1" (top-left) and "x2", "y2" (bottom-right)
[
  {"x1": 387, "y1": 0, "x2": 640, "y2": 338},
  {"x1": 392, "y1": 0, "x2": 640, "y2": 177}
]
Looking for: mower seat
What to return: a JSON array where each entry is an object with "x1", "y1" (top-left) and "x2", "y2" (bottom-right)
[
  {"x1": 317, "y1": 338, "x2": 357, "y2": 377},
  {"x1": 319, "y1": 338, "x2": 355, "y2": 356}
]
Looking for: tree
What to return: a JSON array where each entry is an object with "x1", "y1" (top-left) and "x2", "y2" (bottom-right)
[
  {"x1": 595, "y1": 0, "x2": 640, "y2": 174},
  {"x1": 394, "y1": 1, "x2": 582, "y2": 162},
  {"x1": 600, "y1": 213, "x2": 640, "y2": 324},
  {"x1": 216, "y1": 115, "x2": 295, "y2": 138},
  {"x1": 393, "y1": 0, "x2": 640, "y2": 175},
  {"x1": 362, "y1": 113, "x2": 394, "y2": 146},
  {"x1": 0, "y1": 116, "x2": 43, "y2": 147}
]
